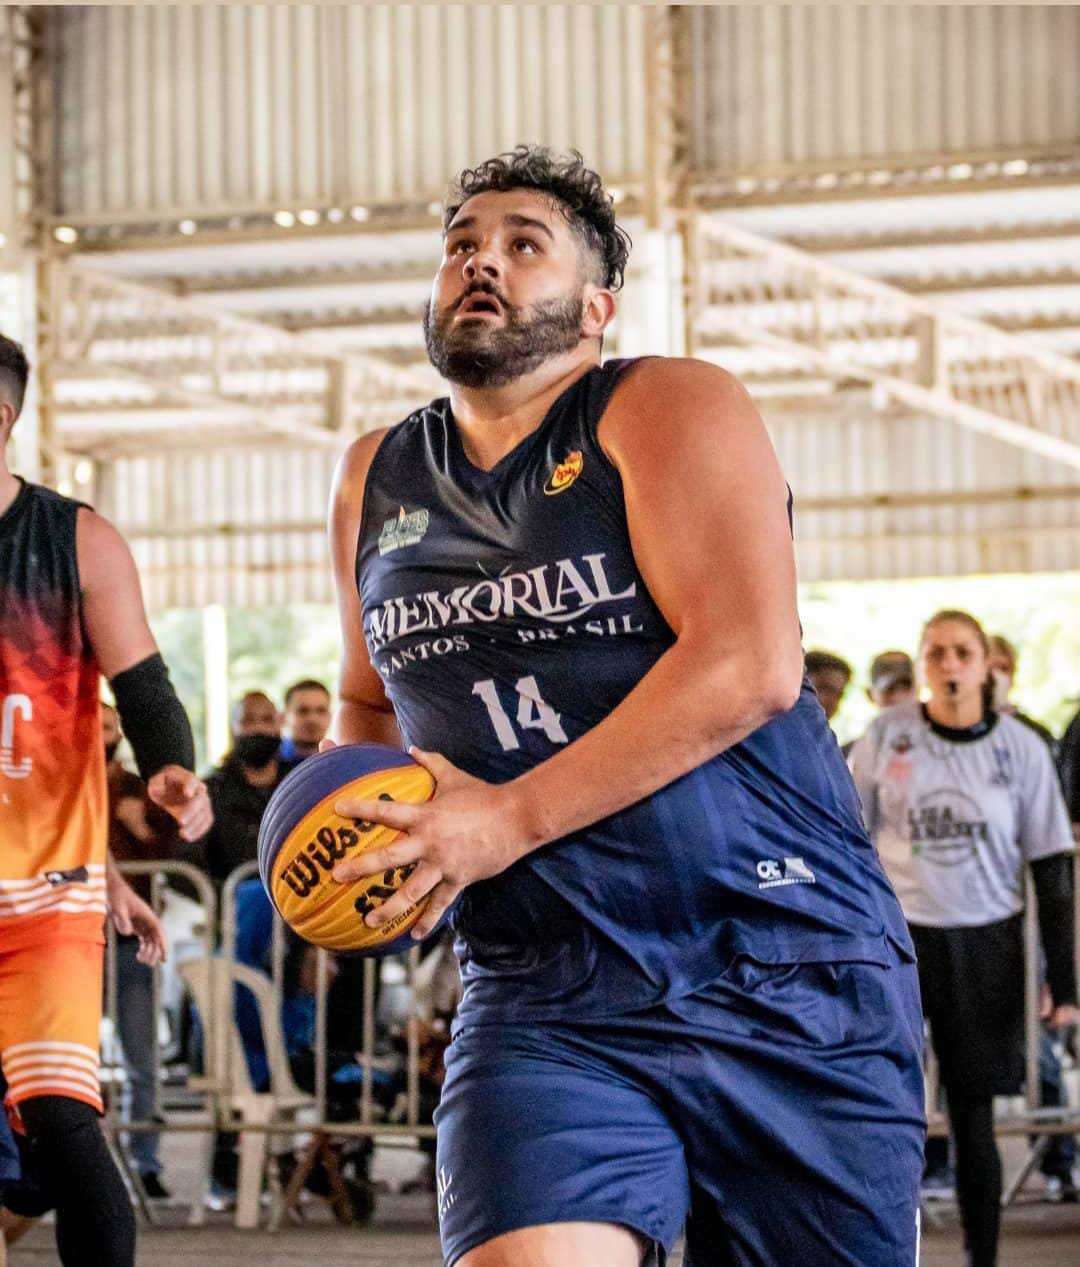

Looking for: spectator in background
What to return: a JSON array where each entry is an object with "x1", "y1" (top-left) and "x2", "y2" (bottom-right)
[
  {"x1": 849, "y1": 609, "x2": 1077, "y2": 1263},
  {"x1": 987, "y1": 634, "x2": 1056, "y2": 751},
  {"x1": 868, "y1": 650, "x2": 916, "y2": 711},
  {"x1": 280, "y1": 680, "x2": 332, "y2": 763},
  {"x1": 842, "y1": 651, "x2": 918, "y2": 758},
  {"x1": 803, "y1": 648, "x2": 852, "y2": 723},
  {"x1": 102, "y1": 704, "x2": 177, "y2": 1200},
  {"x1": 184, "y1": 692, "x2": 295, "y2": 887}
]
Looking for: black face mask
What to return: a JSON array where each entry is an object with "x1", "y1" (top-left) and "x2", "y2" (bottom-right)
[
  {"x1": 104, "y1": 742, "x2": 120, "y2": 764},
  {"x1": 233, "y1": 733, "x2": 280, "y2": 768}
]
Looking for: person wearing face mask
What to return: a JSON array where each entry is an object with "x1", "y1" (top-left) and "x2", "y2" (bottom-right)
[
  {"x1": 986, "y1": 635, "x2": 1056, "y2": 753},
  {"x1": 848, "y1": 609, "x2": 1077, "y2": 1267},
  {"x1": 184, "y1": 692, "x2": 297, "y2": 888}
]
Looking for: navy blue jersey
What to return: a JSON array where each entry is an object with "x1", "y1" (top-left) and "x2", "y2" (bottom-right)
[{"x1": 357, "y1": 359, "x2": 911, "y2": 1023}]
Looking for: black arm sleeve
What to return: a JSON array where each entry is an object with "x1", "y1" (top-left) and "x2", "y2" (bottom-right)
[
  {"x1": 109, "y1": 652, "x2": 196, "y2": 781},
  {"x1": 1030, "y1": 852, "x2": 1078, "y2": 1008}
]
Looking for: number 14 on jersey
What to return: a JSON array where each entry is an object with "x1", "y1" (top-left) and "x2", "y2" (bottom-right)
[{"x1": 472, "y1": 677, "x2": 568, "y2": 752}]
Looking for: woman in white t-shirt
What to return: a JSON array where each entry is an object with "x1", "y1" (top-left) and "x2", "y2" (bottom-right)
[{"x1": 849, "y1": 608, "x2": 1076, "y2": 1267}]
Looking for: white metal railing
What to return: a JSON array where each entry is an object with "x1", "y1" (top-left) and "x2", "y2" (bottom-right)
[
  {"x1": 52, "y1": 262, "x2": 437, "y2": 453},
  {"x1": 103, "y1": 858, "x2": 445, "y2": 1230},
  {"x1": 102, "y1": 855, "x2": 1077, "y2": 1227},
  {"x1": 694, "y1": 216, "x2": 1080, "y2": 470}
]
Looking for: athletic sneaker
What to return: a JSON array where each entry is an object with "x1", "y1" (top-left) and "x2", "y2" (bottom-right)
[
  {"x1": 203, "y1": 1182, "x2": 236, "y2": 1212},
  {"x1": 1044, "y1": 1169, "x2": 1080, "y2": 1204}
]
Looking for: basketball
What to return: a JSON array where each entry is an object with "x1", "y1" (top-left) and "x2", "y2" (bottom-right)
[{"x1": 258, "y1": 743, "x2": 436, "y2": 955}]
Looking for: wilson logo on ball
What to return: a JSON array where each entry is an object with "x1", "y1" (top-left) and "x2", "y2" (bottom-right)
[
  {"x1": 258, "y1": 743, "x2": 444, "y2": 956},
  {"x1": 279, "y1": 794, "x2": 396, "y2": 899}
]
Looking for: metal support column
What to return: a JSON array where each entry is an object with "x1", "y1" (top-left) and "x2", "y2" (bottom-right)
[
  {"x1": 25, "y1": 7, "x2": 59, "y2": 489},
  {"x1": 638, "y1": 6, "x2": 693, "y2": 358}
]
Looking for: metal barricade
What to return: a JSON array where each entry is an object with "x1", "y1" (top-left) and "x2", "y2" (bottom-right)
[
  {"x1": 922, "y1": 854, "x2": 1080, "y2": 1206},
  {"x1": 105, "y1": 850, "x2": 1075, "y2": 1225},
  {"x1": 198, "y1": 861, "x2": 442, "y2": 1227},
  {"x1": 102, "y1": 860, "x2": 218, "y2": 1226},
  {"x1": 103, "y1": 857, "x2": 443, "y2": 1229}
]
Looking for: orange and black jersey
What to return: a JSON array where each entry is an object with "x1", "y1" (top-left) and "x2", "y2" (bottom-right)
[{"x1": 0, "y1": 479, "x2": 106, "y2": 946}]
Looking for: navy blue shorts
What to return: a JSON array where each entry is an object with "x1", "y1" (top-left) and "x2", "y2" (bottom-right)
[{"x1": 435, "y1": 941, "x2": 925, "y2": 1266}]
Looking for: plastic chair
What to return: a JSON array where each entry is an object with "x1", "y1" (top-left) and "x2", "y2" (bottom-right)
[{"x1": 179, "y1": 956, "x2": 314, "y2": 1228}]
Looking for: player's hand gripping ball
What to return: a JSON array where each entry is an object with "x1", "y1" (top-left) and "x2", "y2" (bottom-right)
[{"x1": 258, "y1": 743, "x2": 437, "y2": 955}]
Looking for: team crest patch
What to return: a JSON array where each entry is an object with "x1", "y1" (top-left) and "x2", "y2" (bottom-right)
[
  {"x1": 378, "y1": 506, "x2": 430, "y2": 556},
  {"x1": 544, "y1": 451, "x2": 583, "y2": 496}
]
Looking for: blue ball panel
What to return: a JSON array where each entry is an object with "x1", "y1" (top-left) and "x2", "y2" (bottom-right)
[{"x1": 257, "y1": 743, "x2": 415, "y2": 886}]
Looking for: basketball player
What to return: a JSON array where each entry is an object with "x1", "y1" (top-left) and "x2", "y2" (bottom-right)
[
  {"x1": 327, "y1": 148, "x2": 924, "y2": 1266},
  {"x1": 0, "y1": 333, "x2": 211, "y2": 1265}
]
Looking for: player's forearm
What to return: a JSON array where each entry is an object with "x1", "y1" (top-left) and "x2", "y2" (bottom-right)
[
  {"x1": 332, "y1": 697, "x2": 402, "y2": 748},
  {"x1": 504, "y1": 632, "x2": 801, "y2": 856},
  {"x1": 104, "y1": 852, "x2": 128, "y2": 901}
]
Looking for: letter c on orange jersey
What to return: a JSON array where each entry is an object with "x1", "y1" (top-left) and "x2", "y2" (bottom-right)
[{"x1": 1, "y1": 693, "x2": 32, "y2": 779}]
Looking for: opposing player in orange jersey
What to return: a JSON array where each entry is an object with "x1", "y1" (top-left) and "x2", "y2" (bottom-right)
[{"x1": 0, "y1": 333, "x2": 211, "y2": 1265}]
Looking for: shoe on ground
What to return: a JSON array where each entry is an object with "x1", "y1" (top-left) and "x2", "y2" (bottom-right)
[
  {"x1": 1043, "y1": 1170, "x2": 1080, "y2": 1204},
  {"x1": 203, "y1": 1183, "x2": 236, "y2": 1212}
]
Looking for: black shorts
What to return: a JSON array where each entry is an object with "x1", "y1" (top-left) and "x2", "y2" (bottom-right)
[{"x1": 909, "y1": 914, "x2": 1025, "y2": 1099}]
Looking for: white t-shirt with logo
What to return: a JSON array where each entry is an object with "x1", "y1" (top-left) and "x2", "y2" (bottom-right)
[{"x1": 848, "y1": 702, "x2": 1073, "y2": 927}]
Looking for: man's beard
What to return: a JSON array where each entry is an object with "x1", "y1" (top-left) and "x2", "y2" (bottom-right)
[{"x1": 423, "y1": 289, "x2": 585, "y2": 388}]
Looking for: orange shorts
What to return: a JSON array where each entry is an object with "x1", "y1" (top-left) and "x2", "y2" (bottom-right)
[{"x1": 0, "y1": 937, "x2": 104, "y2": 1117}]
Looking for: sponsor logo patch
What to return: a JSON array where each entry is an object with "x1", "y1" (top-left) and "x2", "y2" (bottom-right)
[
  {"x1": 757, "y1": 857, "x2": 817, "y2": 889},
  {"x1": 378, "y1": 506, "x2": 430, "y2": 556},
  {"x1": 543, "y1": 450, "x2": 583, "y2": 496}
]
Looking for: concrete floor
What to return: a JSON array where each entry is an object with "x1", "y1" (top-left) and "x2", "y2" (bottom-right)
[
  {"x1": 9, "y1": 1198, "x2": 1080, "y2": 1266},
  {"x1": 7, "y1": 1131, "x2": 1080, "y2": 1265}
]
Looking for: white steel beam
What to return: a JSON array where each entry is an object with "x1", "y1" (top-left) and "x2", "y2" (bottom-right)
[{"x1": 695, "y1": 216, "x2": 1080, "y2": 470}]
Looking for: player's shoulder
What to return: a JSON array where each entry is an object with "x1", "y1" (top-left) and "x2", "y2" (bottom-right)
[
  {"x1": 73, "y1": 501, "x2": 127, "y2": 553},
  {"x1": 602, "y1": 356, "x2": 764, "y2": 464},
  {"x1": 610, "y1": 356, "x2": 750, "y2": 410}
]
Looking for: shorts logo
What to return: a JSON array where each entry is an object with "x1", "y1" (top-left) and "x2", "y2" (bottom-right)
[
  {"x1": 44, "y1": 866, "x2": 89, "y2": 887},
  {"x1": 543, "y1": 451, "x2": 583, "y2": 496},
  {"x1": 378, "y1": 506, "x2": 430, "y2": 556},
  {"x1": 757, "y1": 857, "x2": 817, "y2": 889},
  {"x1": 437, "y1": 1165, "x2": 456, "y2": 1220}
]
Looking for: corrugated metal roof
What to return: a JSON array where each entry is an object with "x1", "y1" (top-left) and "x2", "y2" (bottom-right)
[
  {"x1": 53, "y1": 5, "x2": 644, "y2": 219},
  {"x1": 688, "y1": 5, "x2": 1080, "y2": 176}
]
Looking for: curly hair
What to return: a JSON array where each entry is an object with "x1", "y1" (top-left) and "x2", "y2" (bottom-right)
[{"x1": 443, "y1": 146, "x2": 631, "y2": 292}]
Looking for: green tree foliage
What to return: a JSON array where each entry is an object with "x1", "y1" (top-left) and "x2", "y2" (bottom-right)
[
  {"x1": 151, "y1": 606, "x2": 340, "y2": 770},
  {"x1": 800, "y1": 573, "x2": 1080, "y2": 746},
  {"x1": 147, "y1": 573, "x2": 1080, "y2": 764}
]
